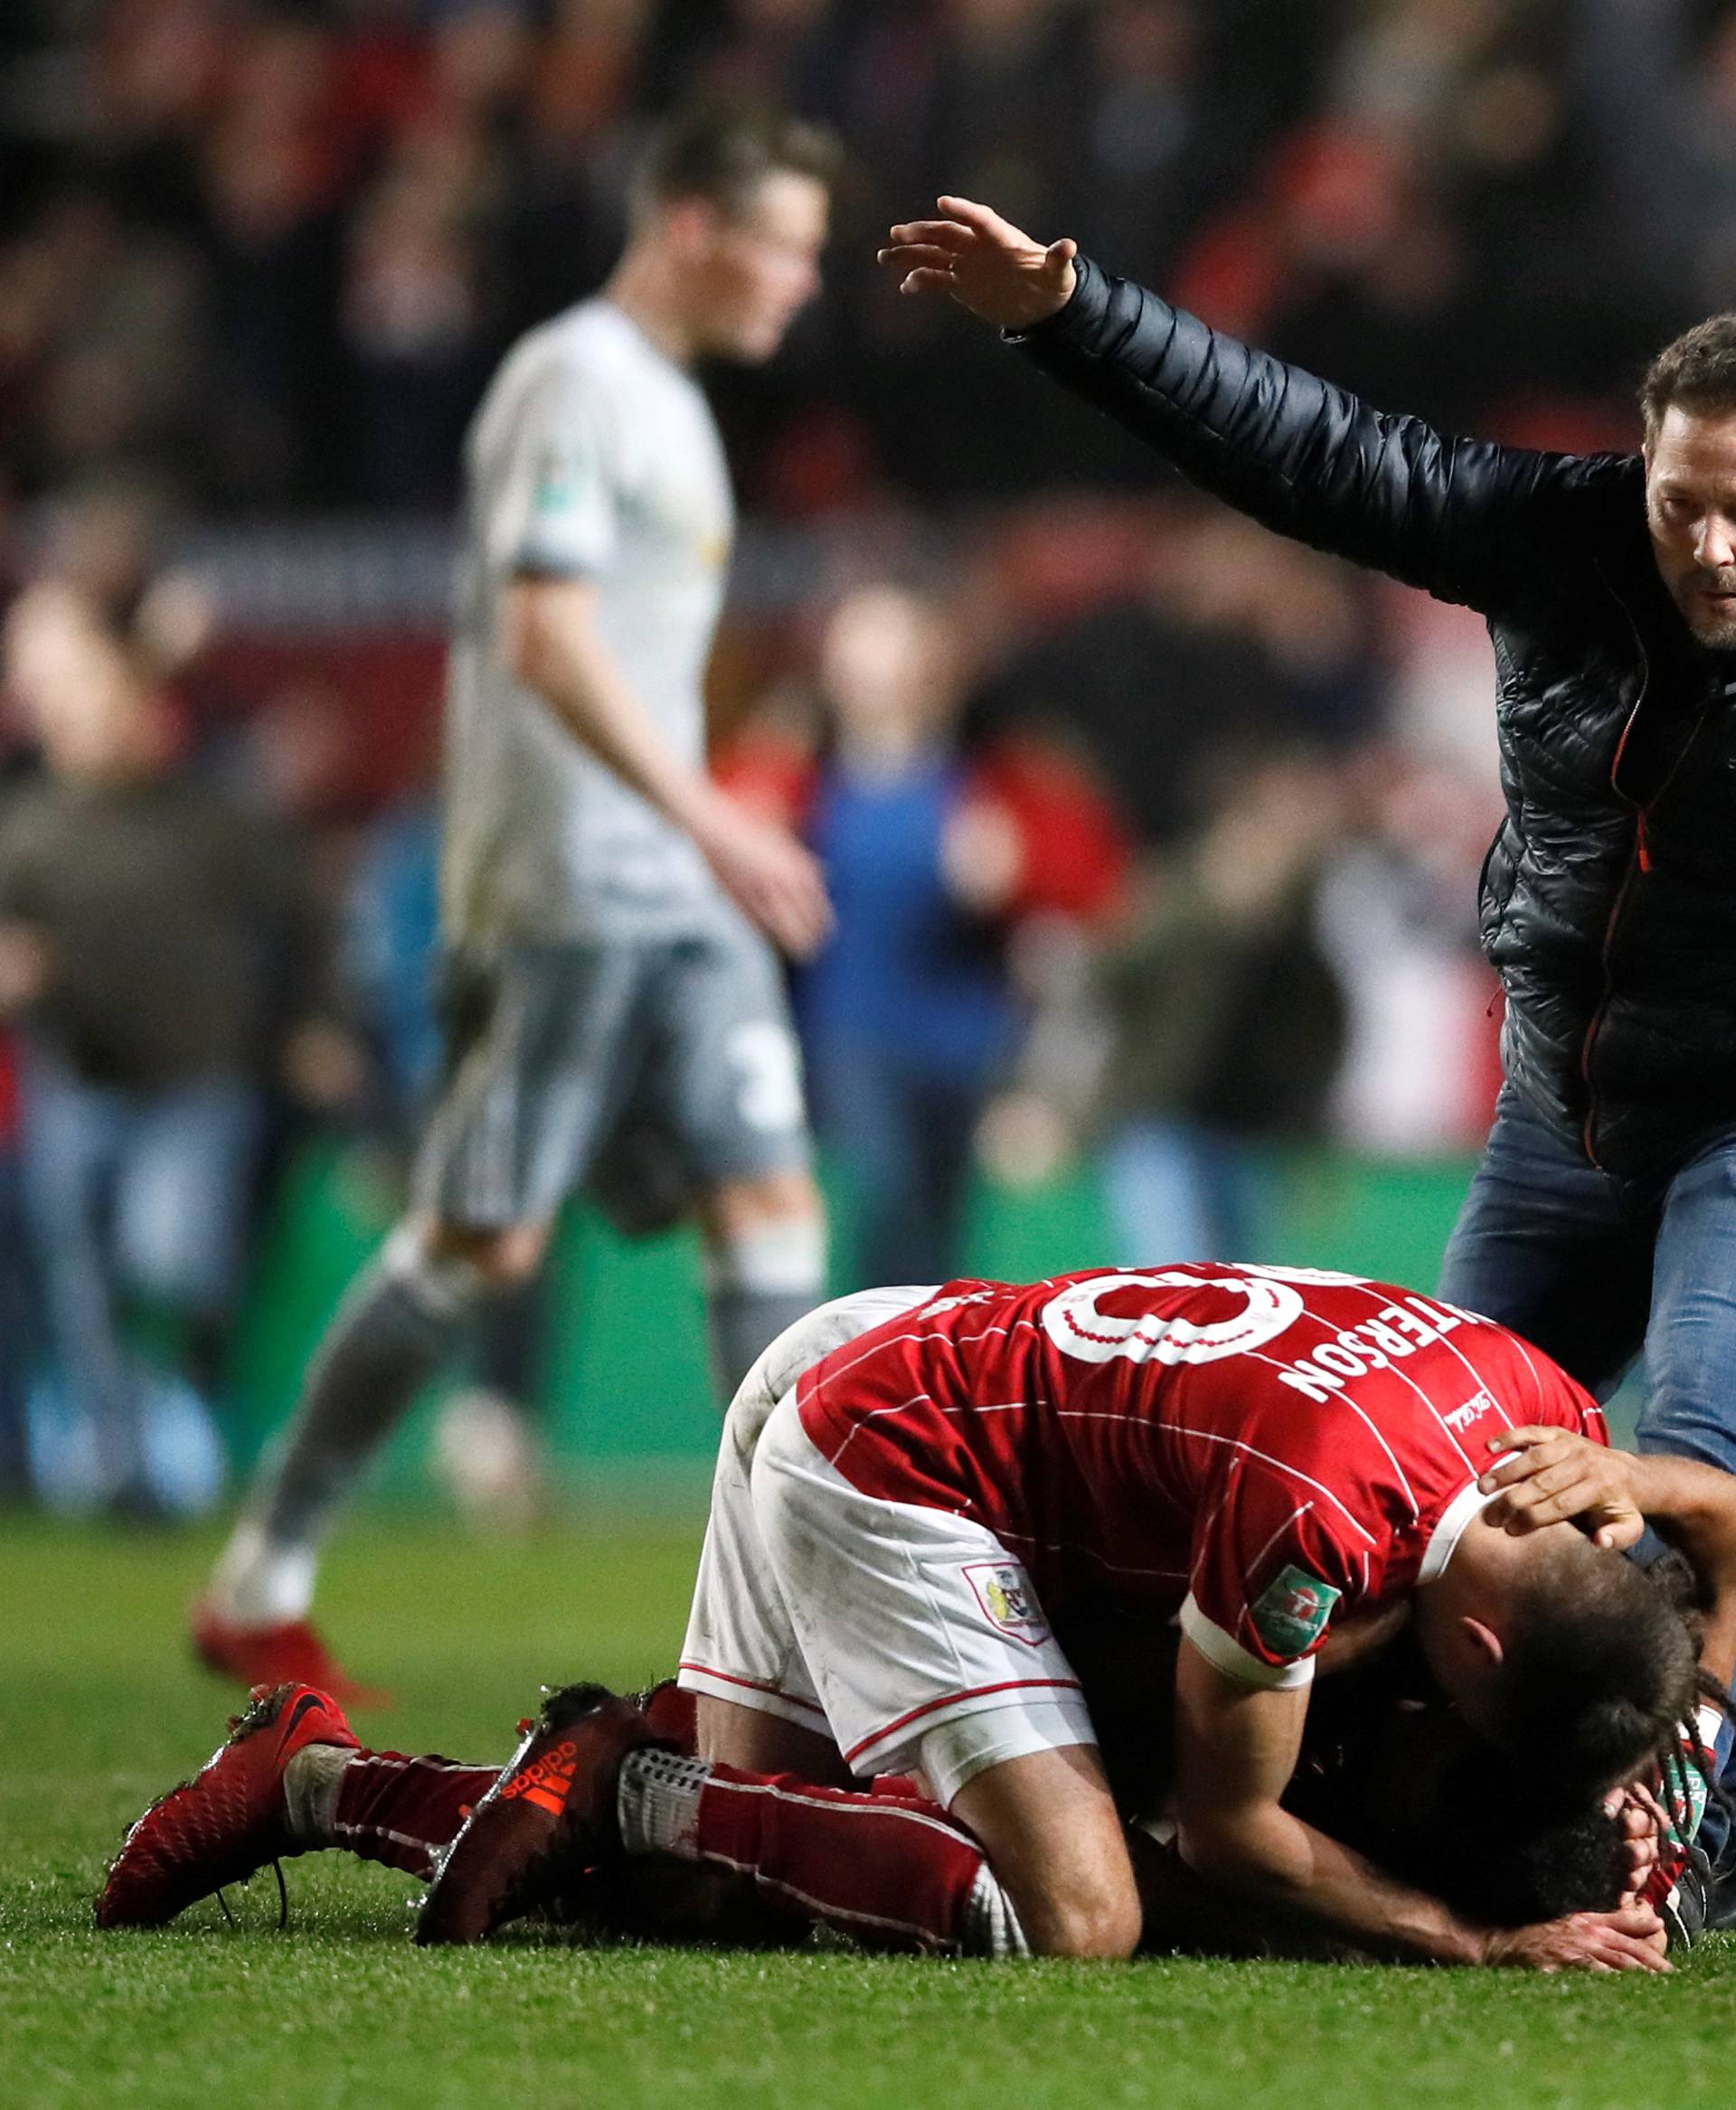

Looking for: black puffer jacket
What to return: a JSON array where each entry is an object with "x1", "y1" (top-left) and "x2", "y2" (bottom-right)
[{"x1": 1013, "y1": 256, "x2": 1736, "y2": 1180}]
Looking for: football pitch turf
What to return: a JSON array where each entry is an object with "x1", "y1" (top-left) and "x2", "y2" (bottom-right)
[{"x1": 4, "y1": 1512, "x2": 1732, "y2": 2110}]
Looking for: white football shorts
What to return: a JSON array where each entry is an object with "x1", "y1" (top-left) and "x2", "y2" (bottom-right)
[{"x1": 677, "y1": 1286, "x2": 1098, "y2": 1807}]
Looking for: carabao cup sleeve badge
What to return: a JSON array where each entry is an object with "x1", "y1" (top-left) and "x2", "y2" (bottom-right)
[{"x1": 1251, "y1": 1565, "x2": 1342, "y2": 1658}]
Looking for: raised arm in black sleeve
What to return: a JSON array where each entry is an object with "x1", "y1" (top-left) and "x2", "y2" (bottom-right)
[{"x1": 1008, "y1": 256, "x2": 1554, "y2": 617}]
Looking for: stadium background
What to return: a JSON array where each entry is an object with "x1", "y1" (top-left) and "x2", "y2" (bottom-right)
[{"x1": 5, "y1": 0, "x2": 1731, "y2": 1504}]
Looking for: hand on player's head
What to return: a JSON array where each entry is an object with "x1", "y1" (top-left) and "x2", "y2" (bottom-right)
[
  {"x1": 1477, "y1": 1427, "x2": 1645, "y2": 1548},
  {"x1": 876, "y1": 197, "x2": 1078, "y2": 331}
]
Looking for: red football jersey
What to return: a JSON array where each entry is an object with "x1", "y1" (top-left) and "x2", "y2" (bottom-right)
[{"x1": 797, "y1": 1265, "x2": 1606, "y2": 1689}]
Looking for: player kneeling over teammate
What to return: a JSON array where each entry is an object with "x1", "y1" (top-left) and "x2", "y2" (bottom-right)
[
  {"x1": 102, "y1": 1268, "x2": 1736, "y2": 1969},
  {"x1": 91, "y1": 1651, "x2": 1697, "y2": 1961}
]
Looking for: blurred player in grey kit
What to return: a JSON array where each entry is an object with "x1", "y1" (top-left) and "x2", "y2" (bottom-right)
[{"x1": 195, "y1": 103, "x2": 840, "y2": 1698}]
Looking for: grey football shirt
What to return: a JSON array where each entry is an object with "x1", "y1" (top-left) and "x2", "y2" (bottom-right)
[{"x1": 442, "y1": 299, "x2": 735, "y2": 946}]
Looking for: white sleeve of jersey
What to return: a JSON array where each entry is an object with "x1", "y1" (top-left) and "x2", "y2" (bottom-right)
[{"x1": 495, "y1": 361, "x2": 621, "y2": 581}]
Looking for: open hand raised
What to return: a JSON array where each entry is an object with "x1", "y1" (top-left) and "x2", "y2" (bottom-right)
[{"x1": 878, "y1": 197, "x2": 1078, "y2": 332}]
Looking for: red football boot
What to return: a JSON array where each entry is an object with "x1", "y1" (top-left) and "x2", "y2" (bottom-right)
[
  {"x1": 415, "y1": 1681, "x2": 658, "y2": 1945},
  {"x1": 97, "y1": 1682, "x2": 360, "y2": 1929},
  {"x1": 191, "y1": 1599, "x2": 392, "y2": 1710}
]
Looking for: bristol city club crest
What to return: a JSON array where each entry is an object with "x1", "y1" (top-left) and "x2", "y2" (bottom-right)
[{"x1": 963, "y1": 1561, "x2": 1052, "y2": 1648}]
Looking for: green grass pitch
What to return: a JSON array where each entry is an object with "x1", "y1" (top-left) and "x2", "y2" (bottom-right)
[{"x1": 4, "y1": 1509, "x2": 1733, "y2": 2110}]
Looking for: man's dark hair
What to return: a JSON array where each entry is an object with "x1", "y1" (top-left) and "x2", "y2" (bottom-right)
[
  {"x1": 1390, "y1": 1748, "x2": 1634, "y2": 1925},
  {"x1": 1488, "y1": 1535, "x2": 1700, "y2": 1794},
  {"x1": 632, "y1": 99, "x2": 842, "y2": 223},
  {"x1": 1642, "y1": 314, "x2": 1736, "y2": 442}
]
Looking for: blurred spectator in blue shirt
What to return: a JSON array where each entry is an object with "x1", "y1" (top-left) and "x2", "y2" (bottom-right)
[
  {"x1": 803, "y1": 584, "x2": 1007, "y2": 1284},
  {"x1": 725, "y1": 580, "x2": 1128, "y2": 1286}
]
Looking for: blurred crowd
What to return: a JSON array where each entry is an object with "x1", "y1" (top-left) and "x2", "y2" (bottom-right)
[
  {"x1": 0, "y1": 490, "x2": 1501, "y2": 1521},
  {"x1": 5, "y1": 0, "x2": 1736, "y2": 509},
  {"x1": 5, "y1": 0, "x2": 1730, "y2": 1514}
]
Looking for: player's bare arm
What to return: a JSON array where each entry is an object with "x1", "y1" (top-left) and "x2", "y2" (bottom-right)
[
  {"x1": 1482, "y1": 1430, "x2": 1736, "y2": 1681},
  {"x1": 1172, "y1": 1640, "x2": 1670, "y2": 1973},
  {"x1": 501, "y1": 573, "x2": 833, "y2": 959}
]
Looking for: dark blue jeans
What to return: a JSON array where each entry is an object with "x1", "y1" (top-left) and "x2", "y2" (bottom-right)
[
  {"x1": 806, "y1": 1041, "x2": 988, "y2": 1290},
  {"x1": 1441, "y1": 1084, "x2": 1736, "y2": 1869},
  {"x1": 1439, "y1": 1085, "x2": 1736, "y2": 1471}
]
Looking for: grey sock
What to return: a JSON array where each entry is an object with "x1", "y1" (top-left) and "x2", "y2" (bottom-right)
[
  {"x1": 703, "y1": 1213, "x2": 825, "y2": 1406},
  {"x1": 707, "y1": 1286, "x2": 819, "y2": 1406},
  {"x1": 251, "y1": 1233, "x2": 486, "y2": 1549}
]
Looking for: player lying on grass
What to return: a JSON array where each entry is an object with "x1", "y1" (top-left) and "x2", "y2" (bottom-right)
[{"x1": 102, "y1": 1267, "x2": 1736, "y2": 1969}]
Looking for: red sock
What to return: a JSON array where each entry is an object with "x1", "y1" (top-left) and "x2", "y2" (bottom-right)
[
  {"x1": 621, "y1": 1750, "x2": 1020, "y2": 1955},
  {"x1": 330, "y1": 1751, "x2": 498, "y2": 1879},
  {"x1": 640, "y1": 1681, "x2": 698, "y2": 1750}
]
